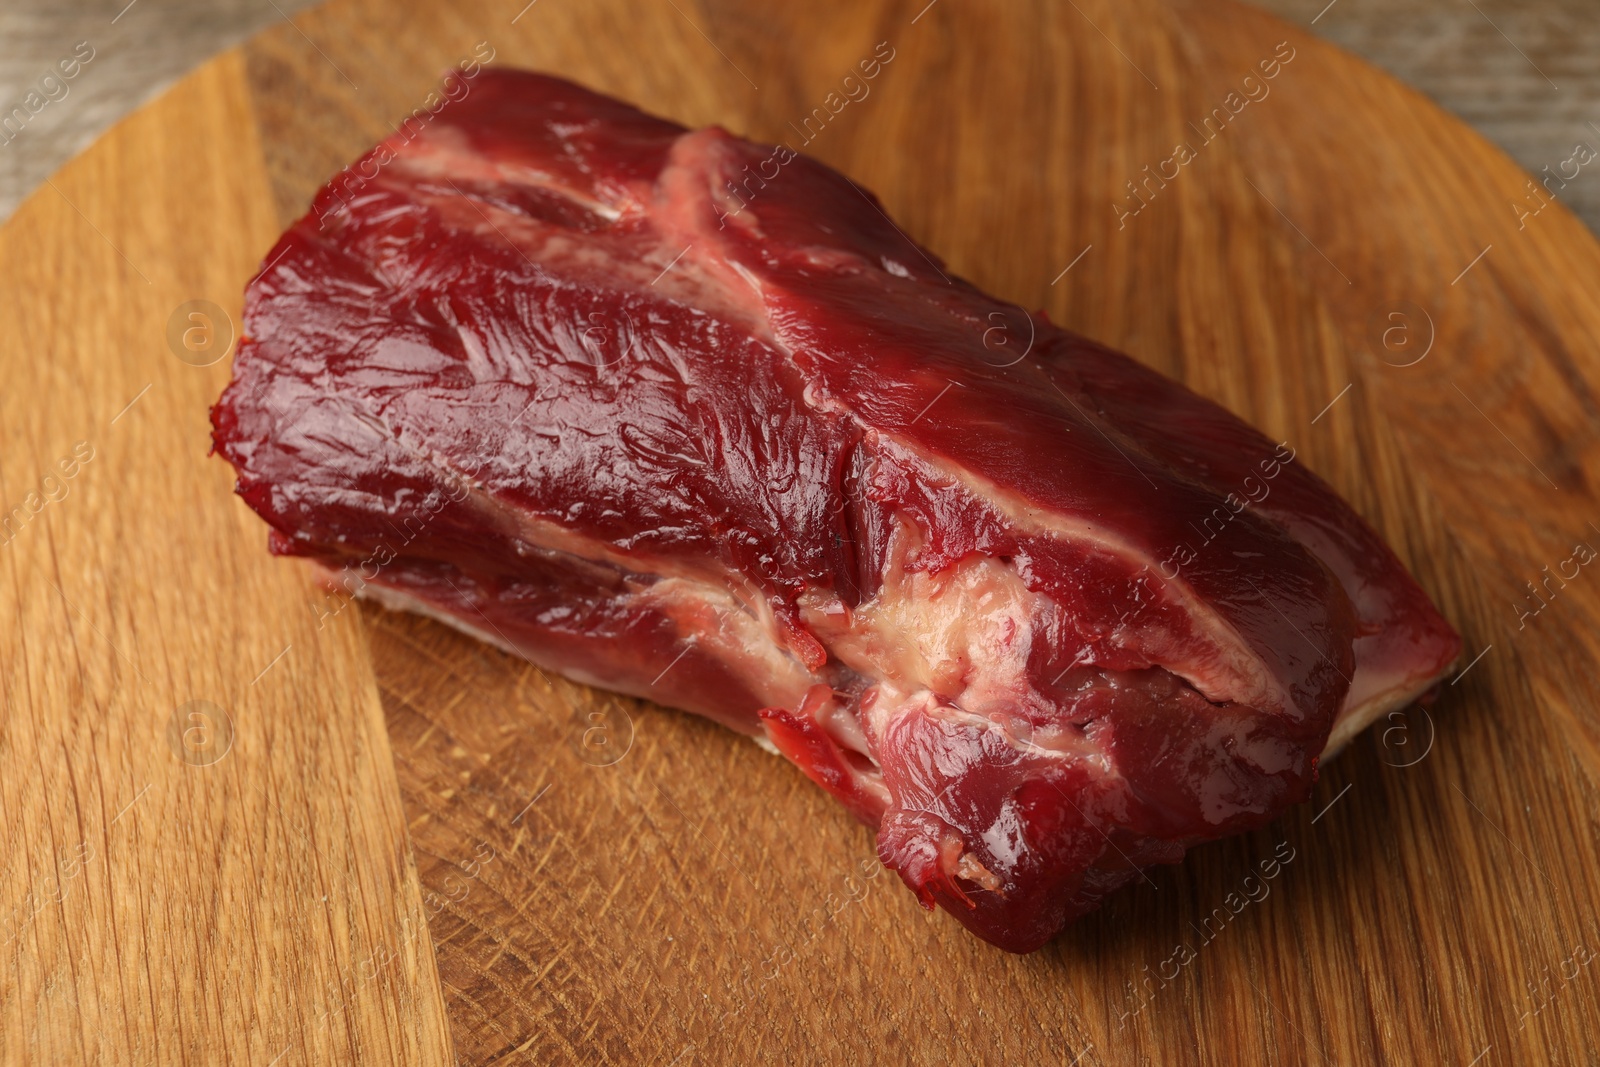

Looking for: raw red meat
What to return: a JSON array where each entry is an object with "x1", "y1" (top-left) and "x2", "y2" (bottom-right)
[{"x1": 212, "y1": 71, "x2": 1460, "y2": 953}]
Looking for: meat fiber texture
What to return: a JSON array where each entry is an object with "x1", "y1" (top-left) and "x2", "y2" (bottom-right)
[{"x1": 212, "y1": 71, "x2": 1460, "y2": 953}]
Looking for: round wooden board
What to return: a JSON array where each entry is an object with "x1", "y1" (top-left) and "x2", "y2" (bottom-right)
[{"x1": 5, "y1": 0, "x2": 1599, "y2": 1064}]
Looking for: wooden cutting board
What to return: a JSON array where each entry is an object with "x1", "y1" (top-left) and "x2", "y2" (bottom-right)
[{"x1": 5, "y1": 0, "x2": 1599, "y2": 1063}]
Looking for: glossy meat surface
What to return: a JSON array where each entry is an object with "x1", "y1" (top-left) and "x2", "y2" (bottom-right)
[{"x1": 212, "y1": 71, "x2": 1460, "y2": 952}]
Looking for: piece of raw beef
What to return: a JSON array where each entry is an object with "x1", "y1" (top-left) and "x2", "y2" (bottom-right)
[{"x1": 212, "y1": 71, "x2": 1460, "y2": 953}]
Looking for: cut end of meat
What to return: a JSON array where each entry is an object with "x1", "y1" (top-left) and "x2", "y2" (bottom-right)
[{"x1": 211, "y1": 69, "x2": 1460, "y2": 953}]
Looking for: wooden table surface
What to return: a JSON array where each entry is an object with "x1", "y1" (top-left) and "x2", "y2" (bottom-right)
[
  {"x1": 4, "y1": 0, "x2": 1600, "y2": 1065},
  {"x1": 6, "y1": 0, "x2": 1600, "y2": 228}
]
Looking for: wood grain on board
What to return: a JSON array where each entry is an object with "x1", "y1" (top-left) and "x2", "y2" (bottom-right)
[
  {"x1": 0, "y1": 52, "x2": 450, "y2": 1067},
  {"x1": 4, "y1": 0, "x2": 1599, "y2": 1064}
]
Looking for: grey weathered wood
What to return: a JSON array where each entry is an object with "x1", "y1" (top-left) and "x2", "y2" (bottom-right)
[{"x1": 0, "y1": 0, "x2": 318, "y2": 220}]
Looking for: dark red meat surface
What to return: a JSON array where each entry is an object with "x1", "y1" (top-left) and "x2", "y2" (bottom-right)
[{"x1": 212, "y1": 71, "x2": 1460, "y2": 953}]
